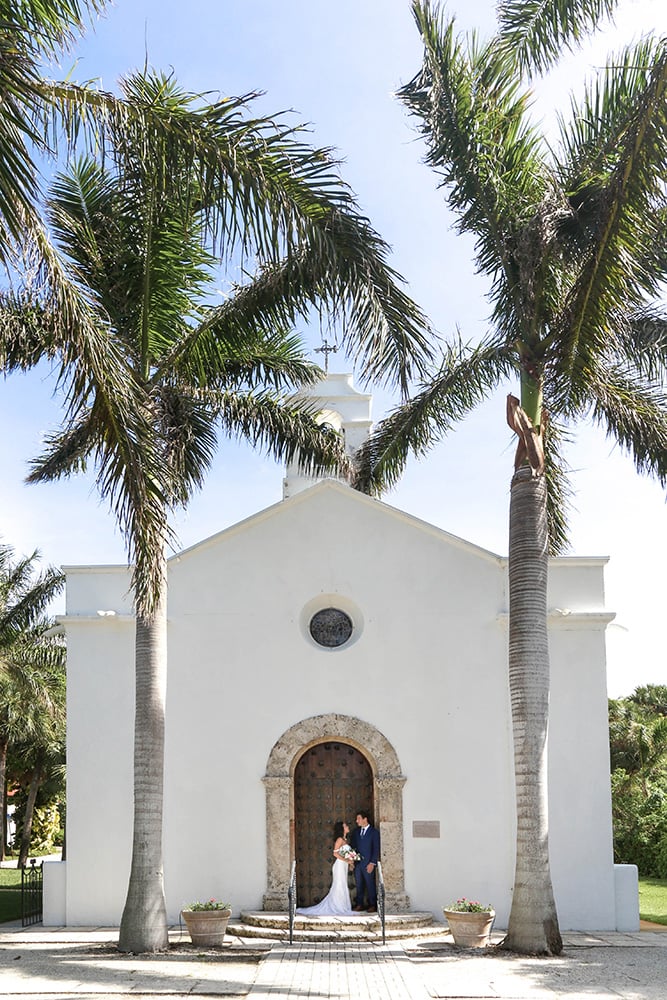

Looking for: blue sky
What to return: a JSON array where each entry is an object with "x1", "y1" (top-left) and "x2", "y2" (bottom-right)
[{"x1": 1, "y1": 0, "x2": 665, "y2": 695}]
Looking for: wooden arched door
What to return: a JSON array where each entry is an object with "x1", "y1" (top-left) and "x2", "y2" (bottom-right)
[{"x1": 294, "y1": 742, "x2": 373, "y2": 906}]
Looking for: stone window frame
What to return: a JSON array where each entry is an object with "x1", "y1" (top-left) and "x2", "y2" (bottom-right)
[{"x1": 262, "y1": 713, "x2": 409, "y2": 911}]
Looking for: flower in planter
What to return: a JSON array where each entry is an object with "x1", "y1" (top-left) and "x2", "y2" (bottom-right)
[
  {"x1": 184, "y1": 898, "x2": 231, "y2": 911},
  {"x1": 445, "y1": 897, "x2": 493, "y2": 913}
]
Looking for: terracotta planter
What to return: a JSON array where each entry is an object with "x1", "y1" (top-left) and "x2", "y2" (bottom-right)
[
  {"x1": 443, "y1": 908, "x2": 495, "y2": 948},
  {"x1": 181, "y1": 908, "x2": 232, "y2": 946}
]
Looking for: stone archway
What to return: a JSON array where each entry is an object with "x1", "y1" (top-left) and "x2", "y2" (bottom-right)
[{"x1": 262, "y1": 713, "x2": 409, "y2": 911}]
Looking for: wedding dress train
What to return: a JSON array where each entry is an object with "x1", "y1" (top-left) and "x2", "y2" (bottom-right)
[{"x1": 296, "y1": 858, "x2": 353, "y2": 916}]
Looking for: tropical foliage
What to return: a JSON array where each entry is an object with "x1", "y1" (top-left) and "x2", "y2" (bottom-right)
[
  {"x1": 610, "y1": 685, "x2": 667, "y2": 878},
  {"x1": 0, "y1": 544, "x2": 65, "y2": 863},
  {"x1": 355, "y1": 0, "x2": 667, "y2": 954},
  {"x1": 0, "y1": 0, "x2": 107, "y2": 259}
]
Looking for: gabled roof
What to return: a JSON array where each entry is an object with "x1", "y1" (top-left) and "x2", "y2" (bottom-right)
[{"x1": 170, "y1": 477, "x2": 507, "y2": 567}]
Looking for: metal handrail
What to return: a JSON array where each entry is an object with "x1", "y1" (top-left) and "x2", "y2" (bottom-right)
[
  {"x1": 287, "y1": 860, "x2": 297, "y2": 945},
  {"x1": 376, "y1": 861, "x2": 386, "y2": 945}
]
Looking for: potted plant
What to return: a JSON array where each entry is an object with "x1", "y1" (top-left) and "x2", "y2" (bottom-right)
[
  {"x1": 181, "y1": 899, "x2": 232, "y2": 947},
  {"x1": 443, "y1": 898, "x2": 495, "y2": 948}
]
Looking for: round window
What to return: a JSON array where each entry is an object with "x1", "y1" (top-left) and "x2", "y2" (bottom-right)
[{"x1": 309, "y1": 607, "x2": 354, "y2": 648}]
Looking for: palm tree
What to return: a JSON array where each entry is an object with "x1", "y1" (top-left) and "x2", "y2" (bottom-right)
[
  {"x1": 0, "y1": 544, "x2": 64, "y2": 861},
  {"x1": 355, "y1": 0, "x2": 667, "y2": 954},
  {"x1": 627, "y1": 685, "x2": 667, "y2": 718},
  {"x1": 14, "y1": 70, "x2": 432, "y2": 952}
]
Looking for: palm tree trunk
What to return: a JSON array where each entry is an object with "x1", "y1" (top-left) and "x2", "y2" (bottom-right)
[
  {"x1": 18, "y1": 760, "x2": 43, "y2": 867},
  {"x1": 118, "y1": 544, "x2": 169, "y2": 953},
  {"x1": 502, "y1": 466, "x2": 562, "y2": 955}
]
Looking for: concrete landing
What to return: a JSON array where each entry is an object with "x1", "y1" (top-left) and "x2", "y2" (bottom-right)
[{"x1": 231, "y1": 910, "x2": 443, "y2": 942}]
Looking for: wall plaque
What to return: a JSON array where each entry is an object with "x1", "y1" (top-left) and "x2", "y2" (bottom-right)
[{"x1": 412, "y1": 820, "x2": 440, "y2": 839}]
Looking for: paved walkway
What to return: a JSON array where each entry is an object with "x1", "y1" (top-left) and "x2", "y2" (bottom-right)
[{"x1": 1, "y1": 925, "x2": 667, "y2": 999}]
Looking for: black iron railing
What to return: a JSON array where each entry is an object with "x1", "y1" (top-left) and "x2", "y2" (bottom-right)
[
  {"x1": 376, "y1": 861, "x2": 386, "y2": 945},
  {"x1": 21, "y1": 859, "x2": 43, "y2": 927},
  {"x1": 288, "y1": 860, "x2": 297, "y2": 945}
]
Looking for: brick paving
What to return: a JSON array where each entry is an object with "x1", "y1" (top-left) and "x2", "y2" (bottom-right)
[
  {"x1": 241, "y1": 936, "x2": 667, "y2": 1000},
  {"x1": 2, "y1": 926, "x2": 667, "y2": 998},
  {"x1": 249, "y1": 942, "x2": 425, "y2": 1000}
]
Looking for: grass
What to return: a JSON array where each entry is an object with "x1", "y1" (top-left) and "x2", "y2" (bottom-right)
[
  {"x1": 639, "y1": 877, "x2": 667, "y2": 926},
  {"x1": 0, "y1": 867, "x2": 22, "y2": 923}
]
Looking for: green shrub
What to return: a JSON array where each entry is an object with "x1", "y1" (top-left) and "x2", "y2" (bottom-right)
[
  {"x1": 611, "y1": 771, "x2": 667, "y2": 876},
  {"x1": 13, "y1": 802, "x2": 62, "y2": 856}
]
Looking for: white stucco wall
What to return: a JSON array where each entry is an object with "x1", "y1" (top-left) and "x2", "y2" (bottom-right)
[
  {"x1": 548, "y1": 621, "x2": 616, "y2": 928},
  {"x1": 58, "y1": 481, "x2": 623, "y2": 930},
  {"x1": 162, "y1": 484, "x2": 514, "y2": 921},
  {"x1": 64, "y1": 610, "x2": 134, "y2": 924}
]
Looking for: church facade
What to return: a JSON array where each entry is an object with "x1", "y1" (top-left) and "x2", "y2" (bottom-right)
[{"x1": 44, "y1": 375, "x2": 638, "y2": 931}]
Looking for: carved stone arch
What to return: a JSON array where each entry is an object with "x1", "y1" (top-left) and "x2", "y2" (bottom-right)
[{"x1": 263, "y1": 713, "x2": 409, "y2": 911}]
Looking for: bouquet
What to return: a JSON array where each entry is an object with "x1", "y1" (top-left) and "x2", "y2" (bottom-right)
[{"x1": 338, "y1": 844, "x2": 361, "y2": 862}]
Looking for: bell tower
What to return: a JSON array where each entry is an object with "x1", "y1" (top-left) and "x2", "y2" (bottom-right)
[{"x1": 282, "y1": 372, "x2": 372, "y2": 499}]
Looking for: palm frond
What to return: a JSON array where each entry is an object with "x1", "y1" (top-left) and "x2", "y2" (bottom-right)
[
  {"x1": 27, "y1": 407, "x2": 97, "y2": 482},
  {"x1": 7, "y1": 1, "x2": 107, "y2": 57},
  {"x1": 585, "y1": 361, "x2": 667, "y2": 485},
  {"x1": 0, "y1": 263, "x2": 172, "y2": 616},
  {"x1": 0, "y1": 287, "x2": 58, "y2": 370},
  {"x1": 0, "y1": 545, "x2": 63, "y2": 661},
  {"x1": 541, "y1": 418, "x2": 574, "y2": 555},
  {"x1": 618, "y1": 308, "x2": 667, "y2": 383},
  {"x1": 555, "y1": 38, "x2": 667, "y2": 382},
  {"x1": 19, "y1": 219, "x2": 137, "y2": 416},
  {"x1": 151, "y1": 262, "x2": 328, "y2": 394},
  {"x1": 176, "y1": 322, "x2": 324, "y2": 394},
  {"x1": 213, "y1": 390, "x2": 350, "y2": 480},
  {"x1": 185, "y1": 231, "x2": 434, "y2": 394},
  {"x1": 401, "y1": 3, "x2": 548, "y2": 335},
  {"x1": 496, "y1": 0, "x2": 619, "y2": 76},
  {"x1": 354, "y1": 335, "x2": 516, "y2": 494},
  {"x1": 0, "y1": 28, "x2": 42, "y2": 251},
  {"x1": 0, "y1": 1, "x2": 108, "y2": 256},
  {"x1": 155, "y1": 389, "x2": 218, "y2": 507},
  {"x1": 28, "y1": 388, "x2": 174, "y2": 614}
]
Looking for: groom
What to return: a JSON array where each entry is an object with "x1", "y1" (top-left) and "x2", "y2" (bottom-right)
[{"x1": 350, "y1": 810, "x2": 380, "y2": 912}]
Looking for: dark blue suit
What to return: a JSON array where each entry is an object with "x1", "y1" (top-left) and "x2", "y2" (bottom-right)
[{"x1": 350, "y1": 823, "x2": 380, "y2": 909}]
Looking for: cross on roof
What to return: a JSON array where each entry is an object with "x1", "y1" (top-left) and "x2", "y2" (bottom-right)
[{"x1": 314, "y1": 338, "x2": 338, "y2": 373}]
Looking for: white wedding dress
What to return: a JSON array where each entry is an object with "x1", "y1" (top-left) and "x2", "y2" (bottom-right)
[{"x1": 296, "y1": 856, "x2": 353, "y2": 916}]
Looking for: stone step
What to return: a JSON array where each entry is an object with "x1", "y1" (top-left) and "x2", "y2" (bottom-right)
[{"x1": 229, "y1": 911, "x2": 449, "y2": 943}]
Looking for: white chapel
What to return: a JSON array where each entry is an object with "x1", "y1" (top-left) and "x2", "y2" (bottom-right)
[{"x1": 44, "y1": 373, "x2": 638, "y2": 931}]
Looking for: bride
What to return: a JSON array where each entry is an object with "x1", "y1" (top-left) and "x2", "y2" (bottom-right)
[{"x1": 296, "y1": 821, "x2": 357, "y2": 916}]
